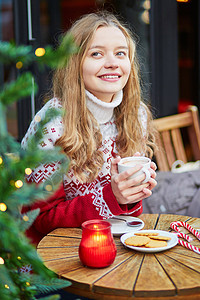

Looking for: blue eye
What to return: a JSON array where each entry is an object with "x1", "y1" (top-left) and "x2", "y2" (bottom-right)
[
  {"x1": 117, "y1": 51, "x2": 126, "y2": 56},
  {"x1": 91, "y1": 52, "x2": 101, "y2": 57}
]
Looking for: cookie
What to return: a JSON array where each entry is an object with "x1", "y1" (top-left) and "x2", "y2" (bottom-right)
[
  {"x1": 145, "y1": 239, "x2": 167, "y2": 248},
  {"x1": 125, "y1": 236, "x2": 150, "y2": 247},
  {"x1": 149, "y1": 235, "x2": 171, "y2": 241},
  {"x1": 134, "y1": 232, "x2": 159, "y2": 236}
]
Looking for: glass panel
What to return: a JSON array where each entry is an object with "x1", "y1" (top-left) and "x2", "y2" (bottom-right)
[{"x1": 0, "y1": 0, "x2": 18, "y2": 139}]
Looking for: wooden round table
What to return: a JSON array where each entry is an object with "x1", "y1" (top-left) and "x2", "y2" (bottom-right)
[{"x1": 37, "y1": 214, "x2": 200, "y2": 300}]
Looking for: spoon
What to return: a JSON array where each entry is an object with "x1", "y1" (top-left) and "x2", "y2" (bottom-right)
[{"x1": 112, "y1": 217, "x2": 143, "y2": 227}]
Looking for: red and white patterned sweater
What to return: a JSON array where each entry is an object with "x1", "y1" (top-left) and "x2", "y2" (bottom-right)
[{"x1": 21, "y1": 90, "x2": 146, "y2": 245}]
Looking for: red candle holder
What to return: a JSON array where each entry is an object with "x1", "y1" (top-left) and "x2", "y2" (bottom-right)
[{"x1": 79, "y1": 219, "x2": 117, "y2": 268}]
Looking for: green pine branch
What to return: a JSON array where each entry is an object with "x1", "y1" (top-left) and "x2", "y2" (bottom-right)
[
  {"x1": 20, "y1": 209, "x2": 40, "y2": 231},
  {"x1": 28, "y1": 275, "x2": 71, "y2": 295},
  {"x1": 0, "y1": 72, "x2": 37, "y2": 106},
  {"x1": 0, "y1": 41, "x2": 33, "y2": 65},
  {"x1": 0, "y1": 35, "x2": 78, "y2": 70}
]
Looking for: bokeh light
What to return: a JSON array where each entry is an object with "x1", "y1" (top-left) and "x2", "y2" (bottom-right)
[
  {"x1": 0, "y1": 203, "x2": 7, "y2": 212},
  {"x1": 45, "y1": 184, "x2": 53, "y2": 192},
  {"x1": 35, "y1": 47, "x2": 45, "y2": 57},
  {"x1": 25, "y1": 168, "x2": 32, "y2": 175},
  {"x1": 23, "y1": 215, "x2": 29, "y2": 222},
  {"x1": 0, "y1": 257, "x2": 4, "y2": 264},
  {"x1": 15, "y1": 180, "x2": 23, "y2": 188},
  {"x1": 16, "y1": 61, "x2": 23, "y2": 69}
]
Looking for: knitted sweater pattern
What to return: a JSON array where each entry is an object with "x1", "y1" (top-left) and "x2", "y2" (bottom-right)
[{"x1": 21, "y1": 91, "x2": 146, "y2": 242}]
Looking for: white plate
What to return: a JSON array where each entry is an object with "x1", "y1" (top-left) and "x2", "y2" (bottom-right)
[
  {"x1": 107, "y1": 216, "x2": 144, "y2": 236},
  {"x1": 120, "y1": 230, "x2": 178, "y2": 253}
]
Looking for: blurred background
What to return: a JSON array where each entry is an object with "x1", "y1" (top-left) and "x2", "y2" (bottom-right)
[{"x1": 1, "y1": 0, "x2": 200, "y2": 142}]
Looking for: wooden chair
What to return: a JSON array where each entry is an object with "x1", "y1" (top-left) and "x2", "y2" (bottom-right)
[{"x1": 153, "y1": 106, "x2": 200, "y2": 171}]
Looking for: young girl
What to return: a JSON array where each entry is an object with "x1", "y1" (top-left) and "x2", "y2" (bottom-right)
[{"x1": 22, "y1": 11, "x2": 157, "y2": 245}]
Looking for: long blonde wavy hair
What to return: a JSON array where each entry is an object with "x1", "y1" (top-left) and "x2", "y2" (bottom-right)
[{"x1": 53, "y1": 11, "x2": 157, "y2": 183}]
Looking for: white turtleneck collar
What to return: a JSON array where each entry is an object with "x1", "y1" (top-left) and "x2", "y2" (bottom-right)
[{"x1": 86, "y1": 90, "x2": 123, "y2": 124}]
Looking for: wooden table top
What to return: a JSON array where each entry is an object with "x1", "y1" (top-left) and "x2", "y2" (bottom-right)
[{"x1": 37, "y1": 214, "x2": 200, "y2": 300}]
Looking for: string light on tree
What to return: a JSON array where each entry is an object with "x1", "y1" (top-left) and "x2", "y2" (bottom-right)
[
  {"x1": 16, "y1": 61, "x2": 23, "y2": 69},
  {"x1": 0, "y1": 257, "x2": 5, "y2": 264},
  {"x1": 15, "y1": 180, "x2": 23, "y2": 188},
  {"x1": 35, "y1": 47, "x2": 45, "y2": 57},
  {"x1": 25, "y1": 168, "x2": 32, "y2": 175},
  {"x1": 0, "y1": 203, "x2": 7, "y2": 212},
  {"x1": 23, "y1": 215, "x2": 29, "y2": 222},
  {"x1": 45, "y1": 184, "x2": 53, "y2": 192}
]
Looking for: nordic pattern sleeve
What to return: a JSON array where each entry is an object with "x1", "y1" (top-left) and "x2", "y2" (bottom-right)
[
  {"x1": 22, "y1": 183, "x2": 142, "y2": 245},
  {"x1": 21, "y1": 99, "x2": 64, "y2": 184}
]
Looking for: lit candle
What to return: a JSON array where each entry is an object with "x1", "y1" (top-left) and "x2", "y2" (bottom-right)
[{"x1": 79, "y1": 219, "x2": 117, "y2": 268}]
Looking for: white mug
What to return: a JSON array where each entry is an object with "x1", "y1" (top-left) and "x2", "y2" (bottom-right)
[{"x1": 118, "y1": 156, "x2": 151, "y2": 184}]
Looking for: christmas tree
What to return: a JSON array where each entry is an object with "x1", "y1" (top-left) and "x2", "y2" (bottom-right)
[{"x1": 0, "y1": 35, "x2": 77, "y2": 299}]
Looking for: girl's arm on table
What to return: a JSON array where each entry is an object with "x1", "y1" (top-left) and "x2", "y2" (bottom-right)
[{"x1": 22, "y1": 182, "x2": 142, "y2": 245}]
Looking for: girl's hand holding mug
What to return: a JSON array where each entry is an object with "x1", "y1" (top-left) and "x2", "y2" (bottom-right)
[{"x1": 110, "y1": 155, "x2": 157, "y2": 205}]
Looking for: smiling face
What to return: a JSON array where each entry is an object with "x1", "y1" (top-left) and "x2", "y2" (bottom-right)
[{"x1": 82, "y1": 26, "x2": 131, "y2": 103}]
